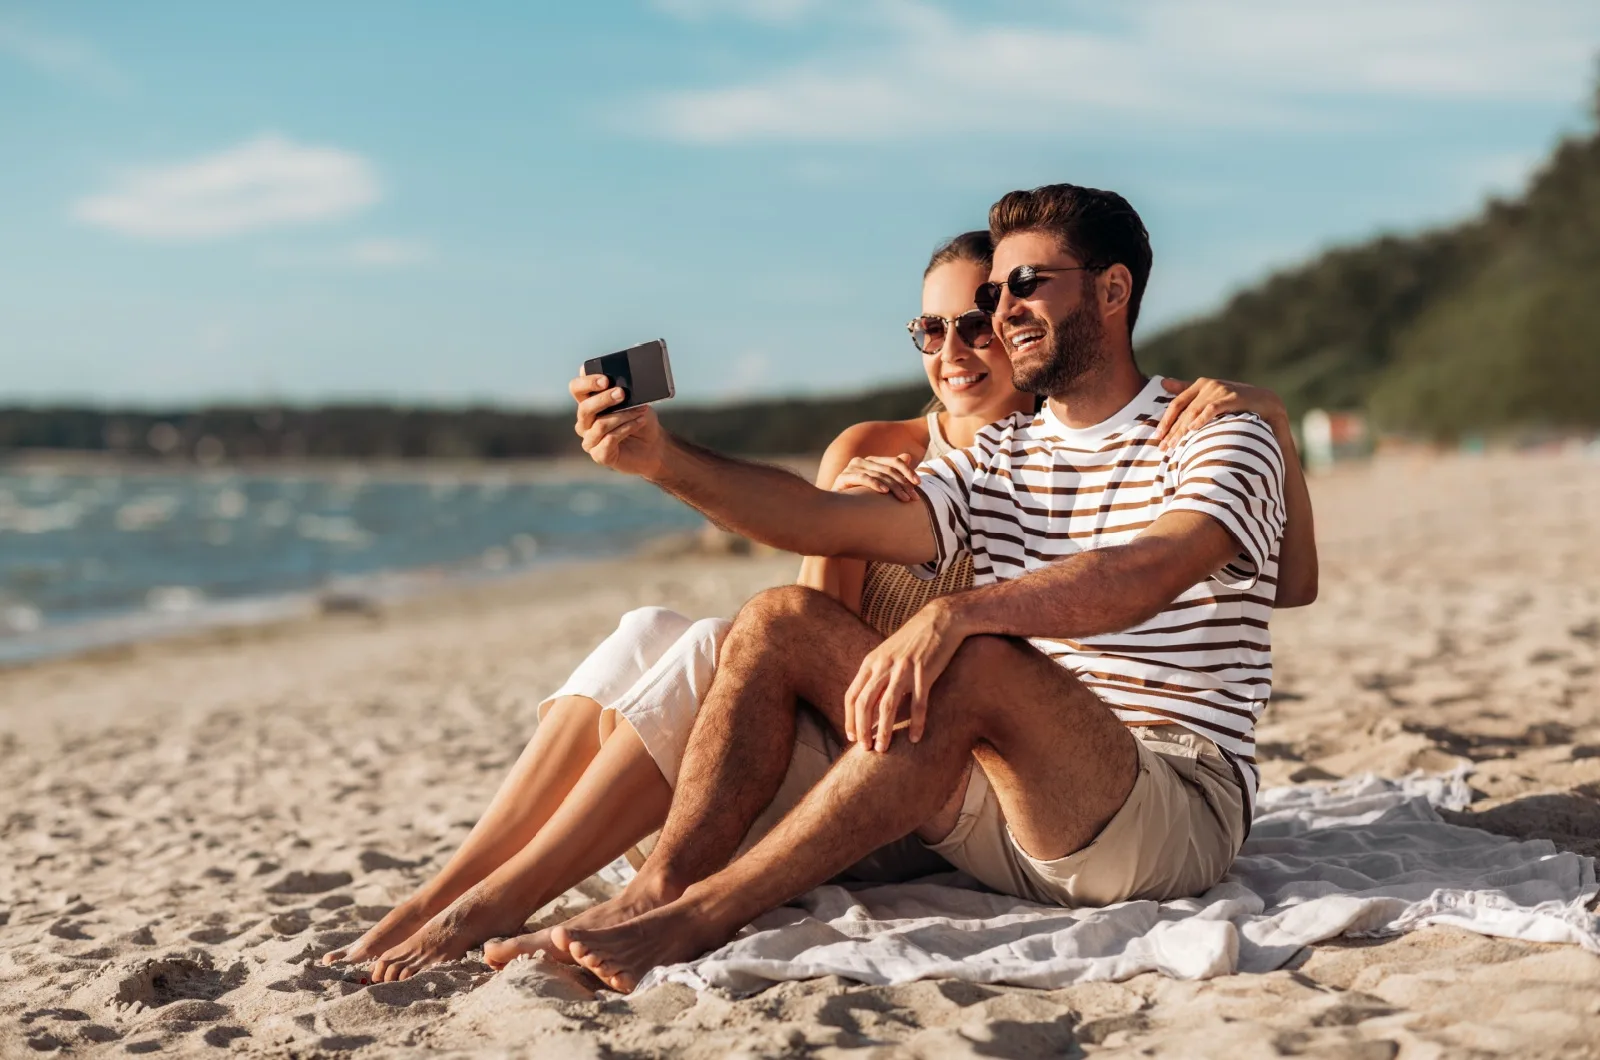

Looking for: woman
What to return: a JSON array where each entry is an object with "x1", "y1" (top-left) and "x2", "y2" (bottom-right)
[{"x1": 325, "y1": 231, "x2": 1319, "y2": 982}]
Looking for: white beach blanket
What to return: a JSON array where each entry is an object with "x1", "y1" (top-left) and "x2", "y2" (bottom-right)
[{"x1": 634, "y1": 770, "x2": 1600, "y2": 994}]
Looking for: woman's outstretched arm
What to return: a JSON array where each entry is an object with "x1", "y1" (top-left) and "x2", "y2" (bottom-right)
[{"x1": 1155, "y1": 377, "x2": 1319, "y2": 608}]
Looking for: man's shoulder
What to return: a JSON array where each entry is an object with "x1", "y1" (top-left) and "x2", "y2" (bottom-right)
[{"x1": 1177, "y1": 412, "x2": 1283, "y2": 462}]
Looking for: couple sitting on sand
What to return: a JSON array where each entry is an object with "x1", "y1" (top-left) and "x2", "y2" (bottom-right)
[{"x1": 324, "y1": 183, "x2": 1319, "y2": 991}]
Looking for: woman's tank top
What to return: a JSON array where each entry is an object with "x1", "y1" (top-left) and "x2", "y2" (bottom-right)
[{"x1": 857, "y1": 412, "x2": 976, "y2": 637}]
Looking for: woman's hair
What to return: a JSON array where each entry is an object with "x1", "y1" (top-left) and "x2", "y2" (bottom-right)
[
  {"x1": 924, "y1": 230, "x2": 994, "y2": 277},
  {"x1": 922, "y1": 231, "x2": 996, "y2": 416}
]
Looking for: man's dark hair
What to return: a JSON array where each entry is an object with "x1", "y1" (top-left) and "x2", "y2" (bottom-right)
[
  {"x1": 987, "y1": 185, "x2": 1152, "y2": 335},
  {"x1": 924, "y1": 229, "x2": 993, "y2": 276}
]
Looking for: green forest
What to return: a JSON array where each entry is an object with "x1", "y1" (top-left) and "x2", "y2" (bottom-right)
[{"x1": 4, "y1": 81, "x2": 1596, "y2": 460}]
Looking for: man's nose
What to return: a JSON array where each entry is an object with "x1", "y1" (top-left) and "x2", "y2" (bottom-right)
[{"x1": 996, "y1": 291, "x2": 1027, "y2": 327}]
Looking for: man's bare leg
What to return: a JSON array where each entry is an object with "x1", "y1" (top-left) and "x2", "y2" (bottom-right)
[
  {"x1": 548, "y1": 586, "x2": 892, "y2": 952},
  {"x1": 367, "y1": 717, "x2": 671, "y2": 982},
  {"x1": 323, "y1": 694, "x2": 604, "y2": 965},
  {"x1": 561, "y1": 630, "x2": 1139, "y2": 992}
]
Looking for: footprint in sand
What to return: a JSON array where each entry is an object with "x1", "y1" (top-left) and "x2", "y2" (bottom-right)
[
  {"x1": 265, "y1": 870, "x2": 354, "y2": 895},
  {"x1": 357, "y1": 850, "x2": 426, "y2": 872},
  {"x1": 103, "y1": 954, "x2": 246, "y2": 1019},
  {"x1": 270, "y1": 910, "x2": 312, "y2": 935},
  {"x1": 187, "y1": 924, "x2": 250, "y2": 945}
]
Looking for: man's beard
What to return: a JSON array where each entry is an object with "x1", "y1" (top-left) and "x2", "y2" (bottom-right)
[{"x1": 1010, "y1": 298, "x2": 1105, "y2": 398}]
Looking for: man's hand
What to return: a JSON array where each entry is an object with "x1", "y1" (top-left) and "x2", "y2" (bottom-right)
[
  {"x1": 845, "y1": 598, "x2": 969, "y2": 752},
  {"x1": 571, "y1": 373, "x2": 667, "y2": 478}
]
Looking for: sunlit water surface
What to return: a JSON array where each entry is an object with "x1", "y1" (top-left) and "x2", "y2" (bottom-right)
[{"x1": 0, "y1": 466, "x2": 705, "y2": 665}]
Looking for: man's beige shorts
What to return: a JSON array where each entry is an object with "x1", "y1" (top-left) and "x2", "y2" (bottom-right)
[
  {"x1": 744, "y1": 715, "x2": 1248, "y2": 906},
  {"x1": 925, "y1": 725, "x2": 1249, "y2": 906}
]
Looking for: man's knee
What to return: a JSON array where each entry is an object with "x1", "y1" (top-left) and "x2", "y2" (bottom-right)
[
  {"x1": 732, "y1": 585, "x2": 842, "y2": 639},
  {"x1": 945, "y1": 634, "x2": 1028, "y2": 682},
  {"x1": 935, "y1": 635, "x2": 1043, "y2": 737},
  {"x1": 718, "y1": 586, "x2": 842, "y2": 678}
]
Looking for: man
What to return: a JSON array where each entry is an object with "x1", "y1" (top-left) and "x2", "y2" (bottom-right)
[{"x1": 555, "y1": 185, "x2": 1286, "y2": 992}]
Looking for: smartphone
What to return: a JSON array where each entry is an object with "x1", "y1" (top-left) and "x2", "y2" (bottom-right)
[{"x1": 582, "y1": 339, "x2": 675, "y2": 413}]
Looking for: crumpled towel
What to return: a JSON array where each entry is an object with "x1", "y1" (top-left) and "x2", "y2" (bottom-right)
[{"x1": 635, "y1": 769, "x2": 1600, "y2": 994}]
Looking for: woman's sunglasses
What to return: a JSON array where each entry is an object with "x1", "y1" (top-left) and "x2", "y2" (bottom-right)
[
  {"x1": 906, "y1": 310, "x2": 994, "y2": 354},
  {"x1": 973, "y1": 264, "x2": 1097, "y2": 315}
]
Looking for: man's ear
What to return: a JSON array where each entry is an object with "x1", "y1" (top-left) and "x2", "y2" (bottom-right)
[{"x1": 1100, "y1": 264, "x2": 1133, "y2": 321}]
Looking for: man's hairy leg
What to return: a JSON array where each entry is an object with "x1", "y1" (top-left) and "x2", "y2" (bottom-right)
[
  {"x1": 562, "y1": 635, "x2": 1139, "y2": 992},
  {"x1": 550, "y1": 586, "x2": 882, "y2": 953}
]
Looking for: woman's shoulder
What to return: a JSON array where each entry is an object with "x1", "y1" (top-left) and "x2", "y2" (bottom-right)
[
  {"x1": 813, "y1": 417, "x2": 931, "y2": 489},
  {"x1": 824, "y1": 417, "x2": 930, "y2": 461}
]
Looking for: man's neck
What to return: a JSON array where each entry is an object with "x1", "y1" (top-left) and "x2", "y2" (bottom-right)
[{"x1": 1045, "y1": 354, "x2": 1147, "y2": 430}]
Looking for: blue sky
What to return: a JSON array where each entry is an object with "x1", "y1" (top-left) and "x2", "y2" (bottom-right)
[{"x1": 3, "y1": 0, "x2": 1598, "y2": 409}]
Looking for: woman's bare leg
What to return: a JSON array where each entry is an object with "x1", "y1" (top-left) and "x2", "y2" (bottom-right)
[
  {"x1": 323, "y1": 694, "x2": 605, "y2": 965},
  {"x1": 368, "y1": 717, "x2": 672, "y2": 982}
]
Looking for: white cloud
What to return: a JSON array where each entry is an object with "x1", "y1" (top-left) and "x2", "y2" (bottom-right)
[
  {"x1": 73, "y1": 134, "x2": 381, "y2": 240},
  {"x1": 634, "y1": 0, "x2": 1600, "y2": 143},
  {"x1": 0, "y1": 19, "x2": 127, "y2": 93}
]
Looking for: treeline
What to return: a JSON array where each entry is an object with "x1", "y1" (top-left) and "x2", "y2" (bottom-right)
[
  {"x1": 6, "y1": 78, "x2": 1598, "y2": 460},
  {"x1": 1140, "y1": 74, "x2": 1600, "y2": 438},
  {"x1": 0, "y1": 386, "x2": 933, "y2": 461}
]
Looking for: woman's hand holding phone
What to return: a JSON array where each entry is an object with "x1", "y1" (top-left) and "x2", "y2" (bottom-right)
[{"x1": 571, "y1": 373, "x2": 666, "y2": 479}]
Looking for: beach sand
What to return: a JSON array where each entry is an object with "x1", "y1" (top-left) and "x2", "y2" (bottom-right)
[{"x1": 2, "y1": 451, "x2": 1598, "y2": 1057}]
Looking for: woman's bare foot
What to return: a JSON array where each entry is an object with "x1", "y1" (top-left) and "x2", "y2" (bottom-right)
[
  {"x1": 368, "y1": 891, "x2": 531, "y2": 983},
  {"x1": 321, "y1": 897, "x2": 434, "y2": 966},
  {"x1": 483, "y1": 928, "x2": 561, "y2": 970},
  {"x1": 562, "y1": 893, "x2": 733, "y2": 993},
  {"x1": 548, "y1": 872, "x2": 683, "y2": 964}
]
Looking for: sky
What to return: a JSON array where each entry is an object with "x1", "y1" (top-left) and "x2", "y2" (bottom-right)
[{"x1": 3, "y1": 0, "x2": 1598, "y2": 409}]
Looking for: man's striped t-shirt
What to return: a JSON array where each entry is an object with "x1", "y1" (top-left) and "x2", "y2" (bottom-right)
[{"x1": 912, "y1": 375, "x2": 1288, "y2": 806}]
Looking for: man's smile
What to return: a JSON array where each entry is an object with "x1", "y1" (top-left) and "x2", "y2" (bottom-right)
[{"x1": 1006, "y1": 326, "x2": 1046, "y2": 353}]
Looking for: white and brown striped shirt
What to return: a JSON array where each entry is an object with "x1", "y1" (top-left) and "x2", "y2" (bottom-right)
[{"x1": 913, "y1": 375, "x2": 1287, "y2": 805}]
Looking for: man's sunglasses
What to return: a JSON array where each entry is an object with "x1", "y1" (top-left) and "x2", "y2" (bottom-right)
[
  {"x1": 974, "y1": 264, "x2": 1098, "y2": 315},
  {"x1": 906, "y1": 310, "x2": 994, "y2": 354}
]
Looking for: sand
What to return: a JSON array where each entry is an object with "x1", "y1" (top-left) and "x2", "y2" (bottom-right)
[{"x1": 2, "y1": 451, "x2": 1599, "y2": 1058}]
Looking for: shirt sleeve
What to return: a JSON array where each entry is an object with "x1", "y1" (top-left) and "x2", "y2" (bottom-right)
[
  {"x1": 1167, "y1": 413, "x2": 1287, "y2": 590},
  {"x1": 909, "y1": 445, "x2": 979, "y2": 580}
]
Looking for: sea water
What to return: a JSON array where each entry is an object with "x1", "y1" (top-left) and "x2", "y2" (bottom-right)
[{"x1": 0, "y1": 466, "x2": 706, "y2": 665}]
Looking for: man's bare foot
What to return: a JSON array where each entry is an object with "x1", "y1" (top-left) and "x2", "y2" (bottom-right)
[
  {"x1": 562, "y1": 893, "x2": 733, "y2": 993},
  {"x1": 368, "y1": 891, "x2": 530, "y2": 983},
  {"x1": 547, "y1": 872, "x2": 684, "y2": 964},
  {"x1": 321, "y1": 897, "x2": 433, "y2": 966},
  {"x1": 483, "y1": 928, "x2": 560, "y2": 970}
]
